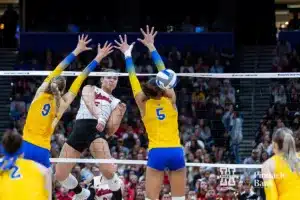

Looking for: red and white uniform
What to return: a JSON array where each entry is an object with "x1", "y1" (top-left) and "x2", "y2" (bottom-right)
[
  {"x1": 76, "y1": 86, "x2": 120, "y2": 126},
  {"x1": 93, "y1": 176, "x2": 113, "y2": 200}
]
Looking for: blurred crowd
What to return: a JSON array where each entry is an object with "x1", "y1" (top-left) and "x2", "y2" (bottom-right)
[
  {"x1": 272, "y1": 40, "x2": 300, "y2": 73},
  {"x1": 243, "y1": 40, "x2": 300, "y2": 200},
  {"x1": 262, "y1": 41, "x2": 300, "y2": 155},
  {"x1": 4, "y1": 44, "x2": 269, "y2": 200}
]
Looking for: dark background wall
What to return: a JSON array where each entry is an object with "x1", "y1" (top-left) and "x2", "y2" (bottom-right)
[{"x1": 21, "y1": 0, "x2": 276, "y2": 46}]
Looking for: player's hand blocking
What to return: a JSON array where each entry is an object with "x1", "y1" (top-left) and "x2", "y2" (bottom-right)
[
  {"x1": 138, "y1": 25, "x2": 158, "y2": 51},
  {"x1": 95, "y1": 41, "x2": 114, "y2": 62},
  {"x1": 114, "y1": 35, "x2": 135, "y2": 57},
  {"x1": 74, "y1": 34, "x2": 93, "y2": 55}
]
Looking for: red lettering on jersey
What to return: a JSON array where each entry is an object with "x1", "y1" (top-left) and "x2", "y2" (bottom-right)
[
  {"x1": 95, "y1": 93, "x2": 112, "y2": 105},
  {"x1": 96, "y1": 188, "x2": 112, "y2": 196}
]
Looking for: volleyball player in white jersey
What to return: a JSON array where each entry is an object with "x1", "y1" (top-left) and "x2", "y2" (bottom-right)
[
  {"x1": 55, "y1": 69, "x2": 126, "y2": 200},
  {"x1": 87, "y1": 175, "x2": 115, "y2": 200}
]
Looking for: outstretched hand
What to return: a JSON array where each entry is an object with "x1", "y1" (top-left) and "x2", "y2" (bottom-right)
[
  {"x1": 114, "y1": 35, "x2": 135, "y2": 56},
  {"x1": 137, "y1": 25, "x2": 157, "y2": 49},
  {"x1": 95, "y1": 41, "x2": 114, "y2": 62},
  {"x1": 75, "y1": 34, "x2": 93, "y2": 53}
]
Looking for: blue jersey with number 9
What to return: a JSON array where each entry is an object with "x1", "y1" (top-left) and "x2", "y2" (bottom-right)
[
  {"x1": 23, "y1": 93, "x2": 57, "y2": 150},
  {"x1": 142, "y1": 97, "x2": 181, "y2": 149}
]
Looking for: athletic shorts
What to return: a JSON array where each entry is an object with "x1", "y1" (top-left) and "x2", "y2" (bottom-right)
[
  {"x1": 23, "y1": 140, "x2": 51, "y2": 168},
  {"x1": 147, "y1": 147, "x2": 185, "y2": 171},
  {"x1": 66, "y1": 119, "x2": 106, "y2": 152}
]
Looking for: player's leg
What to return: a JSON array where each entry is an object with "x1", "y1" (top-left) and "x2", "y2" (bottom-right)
[
  {"x1": 145, "y1": 148, "x2": 166, "y2": 200},
  {"x1": 168, "y1": 147, "x2": 186, "y2": 200},
  {"x1": 168, "y1": 169, "x2": 186, "y2": 199},
  {"x1": 55, "y1": 120, "x2": 96, "y2": 199},
  {"x1": 145, "y1": 167, "x2": 165, "y2": 200},
  {"x1": 89, "y1": 137, "x2": 122, "y2": 200},
  {"x1": 54, "y1": 143, "x2": 85, "y2": 193}
]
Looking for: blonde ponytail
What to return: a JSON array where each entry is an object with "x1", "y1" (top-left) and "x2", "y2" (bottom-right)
[
  {"x1": 50, "y1": 82, "x2": 61, "y2": 112},
  {"x1": 44, "y1": 76, "x2": 66, "y2": 113},
  {"x1": 280, "y1": 129, "x2": 300, "y2": 174}
]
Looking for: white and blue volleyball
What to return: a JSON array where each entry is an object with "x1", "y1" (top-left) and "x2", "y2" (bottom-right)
[{"x1": 156, "y1": 69, "x2": 178, "y2": 89}]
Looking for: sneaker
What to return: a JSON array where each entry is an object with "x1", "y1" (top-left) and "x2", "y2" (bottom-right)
[{"x1": 72, "y1": 188, "x2": 90, "y2": 200}]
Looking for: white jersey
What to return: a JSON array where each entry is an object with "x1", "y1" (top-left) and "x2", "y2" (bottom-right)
[
  {"x1": 93, "y1": 176, "x2": 113, "y2": 200},
  {"x1": 76, "y1": 86, "x2": 120, "y2": 127}
]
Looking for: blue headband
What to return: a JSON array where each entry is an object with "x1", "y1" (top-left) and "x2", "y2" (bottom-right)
[
  {"x1": 3, "y1": 142, "x2": 24, "y2": 157},
  {"x1": 0, "y1": 143, "x2": 24, "y2": 171}
]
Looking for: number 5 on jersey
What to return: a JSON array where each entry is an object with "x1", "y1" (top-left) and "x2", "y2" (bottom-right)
[
  {"x1": 42, "y1": 103, "x2": 51, "y2": 116},
  {"x1": 156, "y1": 108, "x2": 166, "y2": 120}
]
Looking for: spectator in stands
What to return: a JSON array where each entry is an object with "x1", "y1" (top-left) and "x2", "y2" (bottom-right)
[
  {"x1": 210, "y1": 59, "x2": 224, "y2": 73},
  {"x1": 10, "y1": 93, "x2": 26, "y2": 121},
  {"x1": 256, "y1": 135, "x2": 272, "y2": 157},
  {"x1": 230, "y1": 111, "x2": 243, "y2": 164},
  {"x1": 181, "y1": 16, "x2": 194, "y2": 32},
  {"x1": 243, "y1": 149, "x2": 260, "y2": 180},
  {"x1": 238, "y1": 182, "x2": 258, "y2": 200},
  {"x1": 56, "y1": 187, "x2": 74, "y2": 200},
  {"x1": 180, "y1": 59, "x2": 194, "y2": 73},
  {"x1": 272, "y1": 85, "x2": 287, "y2": 105},
  {"x1": 289, "y1": 49, "x2": 300, "y2": 72},
  {"x1": 0, "y1": 4, "x2": 18, "y2": 48},
  {"x1": 276, "y1": 40, "x2": 291, "y2": 57},
  {"x1": 195, "y1": 57, "x2": 209, "y2": 73},
  {"x1": 287, "y1": 12, "x2": 300, "y2": 30}
]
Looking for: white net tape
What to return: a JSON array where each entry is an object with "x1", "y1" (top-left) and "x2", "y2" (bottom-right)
[
  {"x1": 50, "y1": 158, "x2": 262, "y2": 168},
  {"x1": 1, "y1": 70, "x2": 300, "y2": 78}
]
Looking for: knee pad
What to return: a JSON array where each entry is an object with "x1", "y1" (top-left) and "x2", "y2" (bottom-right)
[{"x1": 59, "y1": 174, "x2": 78, "y2": 190}]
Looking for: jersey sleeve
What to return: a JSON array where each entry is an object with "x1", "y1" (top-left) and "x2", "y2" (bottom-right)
[{"x1": 111, "y1": 98, "x2": 121, "y2": 110}]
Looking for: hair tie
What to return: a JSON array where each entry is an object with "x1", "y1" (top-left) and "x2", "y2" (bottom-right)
[{"x1": 0, "y1": 143, "x2": 24, "y2": 171}]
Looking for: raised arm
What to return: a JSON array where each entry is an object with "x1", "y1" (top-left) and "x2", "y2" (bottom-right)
[
  {"x1": 34, "y1": 34, "x2": 92, "y2": 100},
  {"x1": 58, "y1": 42, "x2": 113, "y2": 116},
  {"x1": 138, "y1": 26, "x2": 176, "y2": 103},
  {"x1": 114, "y1": 35, "x2": 146, "y2": 105},
  {"x1": 138, "y1": 25, "x2": 165, "y2": 71}
]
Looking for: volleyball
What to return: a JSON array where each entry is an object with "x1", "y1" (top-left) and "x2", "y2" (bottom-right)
[{"x1": 156, "y1": 69, "x2": 178, "y2": 89}]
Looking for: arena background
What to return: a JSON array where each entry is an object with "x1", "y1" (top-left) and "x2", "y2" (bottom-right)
[{"x1": 1, "y1": 0, "x2": 300, "y2": 199}]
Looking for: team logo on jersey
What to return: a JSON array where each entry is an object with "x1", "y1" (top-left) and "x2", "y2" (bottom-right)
[
  {"x1": 95, "y1": 93, "x2": 112, "y2": 105},
  {"x1": 217, "y1": 168, "x2": 239, "y2": 186}
]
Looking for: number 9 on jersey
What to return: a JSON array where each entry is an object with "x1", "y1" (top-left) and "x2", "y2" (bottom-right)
[{"x1": 42, "y1": 104, "x2": 51, "y2": 116}]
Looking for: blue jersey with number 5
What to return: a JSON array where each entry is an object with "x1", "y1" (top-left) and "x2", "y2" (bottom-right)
[
  {"x1": 142, "y1": 97, "x2": 181, "y2": 149},
  {"x1": 23, "y1": 92, "x2": 57, "y2": 150}
]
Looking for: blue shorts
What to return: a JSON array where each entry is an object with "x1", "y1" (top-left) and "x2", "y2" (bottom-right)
[
  {"x1": 23, "y1": 140, "x2": 51, "y2": 168},
  {"x1": 147, "y1": 147, "x2": 185, "y2": 171}
]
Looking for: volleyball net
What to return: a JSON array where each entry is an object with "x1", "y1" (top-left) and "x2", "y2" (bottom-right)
[{"x1": 4, "y1": 70, "x2": 298, "y2": 196}]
